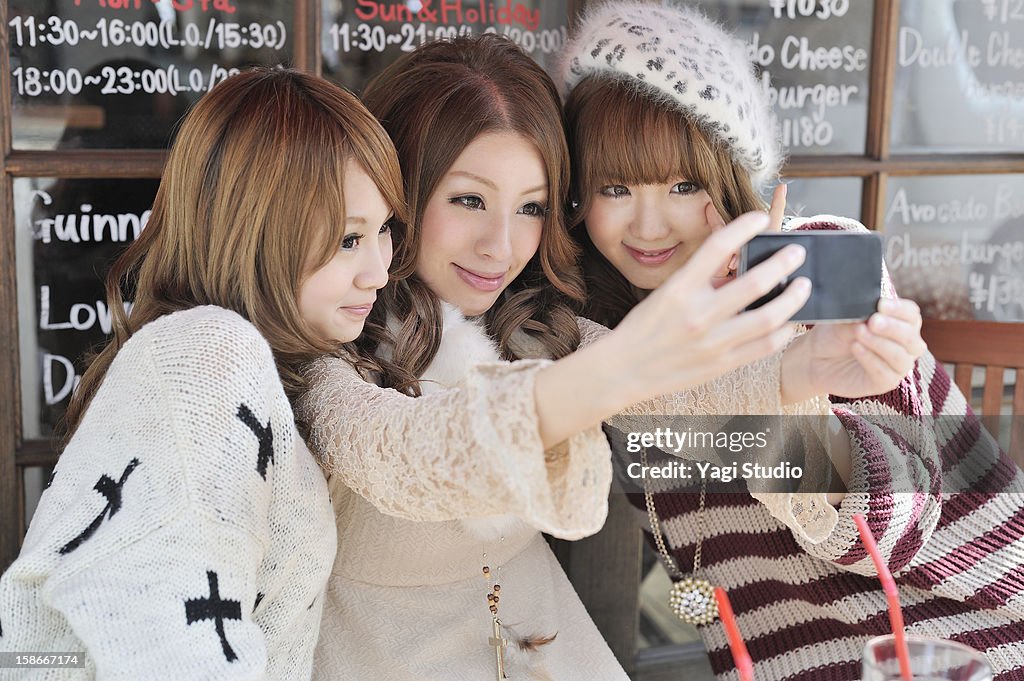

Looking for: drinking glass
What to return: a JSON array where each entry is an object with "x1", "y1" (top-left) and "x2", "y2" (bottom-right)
[{"x1": 862, "y1": 635, "x2": 993, "y2": 681}]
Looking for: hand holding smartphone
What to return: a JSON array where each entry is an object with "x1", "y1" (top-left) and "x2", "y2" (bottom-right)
[{"x1": 738, "y1": 231, "x2": 883, "y2": 323}]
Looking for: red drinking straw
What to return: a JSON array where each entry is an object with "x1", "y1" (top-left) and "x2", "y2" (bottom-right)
[
  {"x1": 853, "y1": 513, "x2": 913, "y2": 681},
  {"x1": 713, "y1": 586, "x2": 754, "y2": 681}
]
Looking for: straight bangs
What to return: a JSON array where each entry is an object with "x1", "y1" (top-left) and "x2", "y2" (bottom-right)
[
  {"x1": 566, "y1": 75, "x2": 770, "y2": 330},
  {"x1": 565, "y1": 76, "x2": 752, "y2": 224}
]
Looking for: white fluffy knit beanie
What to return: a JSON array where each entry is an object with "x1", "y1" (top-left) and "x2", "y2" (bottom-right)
[{"x1": 558, "y1": 1, "x2": 783, "y2": 192}]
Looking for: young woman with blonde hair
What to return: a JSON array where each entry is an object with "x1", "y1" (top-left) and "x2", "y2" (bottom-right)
[
  {"x1": 0, "y1": 67, "x2": 406, "y2": 680},
  {"x1": 559, "y1": 3, "x2": 1024, "y2": 677}
]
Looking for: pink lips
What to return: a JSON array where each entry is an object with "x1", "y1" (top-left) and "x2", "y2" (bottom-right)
[
  {"x1": 624, "y1": 244, "x2": 678, "y2": 266},
  {"x1": 341, "y1": 302, "x2": 374, "y2": 317},
  {"x1": 454, "y1": 264, "x2": 506, "y2": 292}
]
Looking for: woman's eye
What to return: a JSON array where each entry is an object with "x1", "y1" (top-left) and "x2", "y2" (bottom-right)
[
  {"x1": 340, "y1": 233, "x2": 363, "y2": 250},
  {"x1": 518, "y1": 202, "x2": 548, "y2": 218},
  {"x1": 379, "y1": 219, "x2": 393, "y2": 235},
  {"x1": 672, "y1": 181, "x2": 700, "y2": 195},
  {"x1": 599, "y1": 184, "x2": 630, "y2": 198},
  {"x1": 451, "y1": 195, "x2": 484, "y2": 210}
]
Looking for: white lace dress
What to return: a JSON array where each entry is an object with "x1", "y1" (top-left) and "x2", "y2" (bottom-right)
[{"x1": 296, "y1": 306, "x2": 830, "y2": 680}]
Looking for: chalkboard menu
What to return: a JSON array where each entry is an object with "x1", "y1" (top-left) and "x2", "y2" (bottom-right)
[
  {"x1": 14, "y1": 177, "x2": 158, "y2": 438},
  {"x1": 320, "y1": 0, "x2": 571, "y2": 90},
  {"x1": 892, "y1": 0, "x2": 1024, "y2": 153},
  {"x1": 9, "y1": 0, "x2": 293, "y2": 150},
  {"x1": 884, "y1": 174, "x2": 1024, "y2": 322},
  {"x1": 680, "y1": 0, "x2": 873, "y2": 156}
]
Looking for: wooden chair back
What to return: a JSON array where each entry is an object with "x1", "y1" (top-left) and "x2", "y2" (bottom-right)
[{"x1": 921, "y1": 319, "x2": 1024, "y2": 462}]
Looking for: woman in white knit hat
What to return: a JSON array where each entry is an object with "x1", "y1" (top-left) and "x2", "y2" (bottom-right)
[{"x1": 559, "y1": 2, "x2": 1024, "y2": 679}]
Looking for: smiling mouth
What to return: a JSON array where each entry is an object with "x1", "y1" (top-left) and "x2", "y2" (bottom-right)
[
  {"x1": 454, "y1": 264, "x2": 506, "y2": 292},
  {"x1": 624, "y1": 244, "x2": 678, "y2": 265}
]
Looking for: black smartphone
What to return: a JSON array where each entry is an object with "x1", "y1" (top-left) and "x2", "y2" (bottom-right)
[{"x1": 738, "y1": 231, "x2": 883, "y2": 323}]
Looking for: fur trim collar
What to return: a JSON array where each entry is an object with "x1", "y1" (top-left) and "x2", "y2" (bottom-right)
[{"x1": 413, "y1": 303, "x2": 501, "y2": 394}]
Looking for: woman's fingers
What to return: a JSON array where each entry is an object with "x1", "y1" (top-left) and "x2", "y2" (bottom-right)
[
  {"x1": 712, "y1": 244, "x2": 808, "y2": 314},
  {"x1": 769, "y1": 184, "x2": 787, "y2": 233},
  {"x1": 711, "y1": 278, "x2": 811, "y2": 347},
  {"x1": 868, "y1": 313, "x2": 927, "y2": 357},
  {"x1": 665, "y1": 212, "x2": 770, "y2": 290},
  {"x1": 718, "y1": 324, "x2": 797, "y2": 372},
  {"x1": 855, "y1": 325, "x2": 917, "y2": 375},
  {"x1": 878, "y1": 298, "x2": 923, "y2": 329},
  {"x1": 850, "y1": 339, "x2": 905, "y2": 387}
]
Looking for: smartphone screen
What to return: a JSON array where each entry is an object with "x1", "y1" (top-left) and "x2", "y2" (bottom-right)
[{"x1": 738, "y1": 231, "x2": 883, "y2": 323}]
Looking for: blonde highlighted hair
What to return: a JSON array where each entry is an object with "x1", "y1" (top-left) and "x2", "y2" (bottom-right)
[
  {"x1": 64, "y1": 67, "x2": 409, "y2": 438},
  {"x1": 565, "y1": 75, "x2": 767, "y2": 328}
]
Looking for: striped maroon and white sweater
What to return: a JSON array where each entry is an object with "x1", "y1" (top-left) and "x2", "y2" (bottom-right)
[
  {"x1": 632, "y1": 217, "x2": 1024, "y2": 680},
  {"x1": 635, "y1": 355, "x2": 1024, "y2": 680}
]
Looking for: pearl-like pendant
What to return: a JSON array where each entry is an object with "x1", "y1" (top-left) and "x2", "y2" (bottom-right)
[{"x1": 669, "y1": 576, "x2": 718, "y2": 626}]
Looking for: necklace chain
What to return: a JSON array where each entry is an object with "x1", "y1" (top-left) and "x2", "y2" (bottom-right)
[{"x1": 640, "y1": 447, "x2": 706, "y2": 576}]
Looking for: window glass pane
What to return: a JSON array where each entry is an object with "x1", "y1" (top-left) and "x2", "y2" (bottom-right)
[
  {"x1": 785, "y1": 176, "x2": 862, "y2": 222},
  {"x1": 22, "y1": 467, "x2": 53, "y2": 535},
  {"x1": 892, "y1": 0, "x2": 1024, "y2": 153},
  {"x1": 320, "y1": 0, "x2": 570, "y2": 90},
  {"x1": 677, "y1": 0, "x2": 873, "y2": 156},
  {"x1": 9, "y1": 0, "x2": 294, "y2": 150},
  {"x1": 15, "y1": 177, "x2": 159, "y2": 439},
  {"x1": 884, "y1": 174, "x2": 1024, "y2": 321}
]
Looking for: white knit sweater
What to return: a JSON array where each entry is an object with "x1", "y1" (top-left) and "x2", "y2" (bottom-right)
[{"x1": 0, "y1": 306, "x2": 336, "y2": 680}]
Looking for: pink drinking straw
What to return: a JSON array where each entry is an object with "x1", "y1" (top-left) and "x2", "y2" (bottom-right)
[
  {"x1": 853, "y1": 513, "x2": 913, "y2": 681},
  {"x1": 713, "y1": 587, "x2": 754, "y2": 681}
]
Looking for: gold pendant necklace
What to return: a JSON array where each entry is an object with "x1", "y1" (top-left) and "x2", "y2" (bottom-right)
[
  {"x1": 482, "y1": 552, "x2": 507, "y2": 680},
  {"x1": 641, "y1": 447, "x2": 718, "y2": 626}
]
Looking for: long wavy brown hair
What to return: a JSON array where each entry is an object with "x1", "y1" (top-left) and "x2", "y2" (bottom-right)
[
  {"x1": 565, "y1": 75, "x2": 768, "y2": 329},
  {"x1": 362, "y1": 35, "x2": 585, "y2": 394},
  {"x1": 64, "y1": 67, "x2": 410, "y2": 440}
]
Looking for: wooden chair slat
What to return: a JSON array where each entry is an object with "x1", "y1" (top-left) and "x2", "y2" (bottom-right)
[
  {"x1": 922, "y1": 320, "x2": 1024, "y2": 458},
  {"x1": 1013, "y1": 370, "x2": 1023, "y2": 465},
  {"x1": 954, "y1": 364, "x2": 974, "y2": 405},
  {"x1": 983, "y1": 366, "x2": 1006, "y2": 417}
]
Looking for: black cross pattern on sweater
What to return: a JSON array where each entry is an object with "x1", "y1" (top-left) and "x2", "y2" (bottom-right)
[
  {"x1": 59, "y1": 458, "x2": 140, "y2": 555},
  {"x1": 185, "y1": 571, "x2": 243, "y2": 662},
  {"x1": 236, "y1": 404, "x2": 274, "y2": 480}
]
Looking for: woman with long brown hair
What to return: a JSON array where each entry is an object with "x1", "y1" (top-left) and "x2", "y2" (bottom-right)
[
  {"x1": 296, "y1": 34, "x2": 817, "y2": 680},
  {"x1": 559, "y1": 3, "x2": 1023, "y2": 678},
  {"x1": 0, "y1": 68, "x2": 407, "y2": 680}
]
